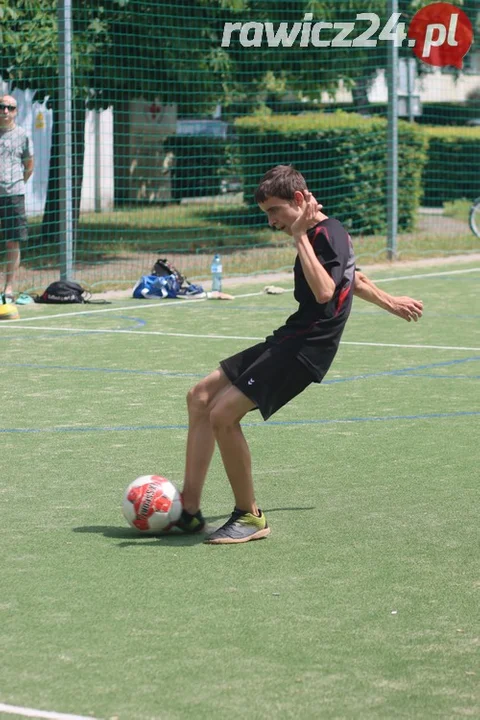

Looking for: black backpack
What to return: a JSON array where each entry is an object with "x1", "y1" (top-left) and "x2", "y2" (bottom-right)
[
  {"x1": 152, "y1": 258, "x2": 185, "y2": 287},
  {"x1": 35, "y1": 280, "x2": 110, "y2": 304}
]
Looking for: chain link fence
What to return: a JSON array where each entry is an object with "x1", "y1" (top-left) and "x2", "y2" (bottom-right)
[{"x1": 0, "y1": 0, "x2": 479, "y2": 294}]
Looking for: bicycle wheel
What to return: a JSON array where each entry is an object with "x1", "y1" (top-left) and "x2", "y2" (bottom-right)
[{"x1": 469, "y1": 198, "x2": 480, "y2": 238}]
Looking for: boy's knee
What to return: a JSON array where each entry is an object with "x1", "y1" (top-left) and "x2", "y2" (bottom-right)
[
  {"x1": 209, "y1": 404, "x2": 236, "y2": 434},
  {"x1": 186, "y1": 382, "x2": 210, "y2": 415}
]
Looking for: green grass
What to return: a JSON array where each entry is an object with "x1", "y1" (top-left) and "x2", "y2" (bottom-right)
[
  {"x1": 443, "y1": 198, "x2": 472, "y2": 223},
  {"x1": 1, "y1": 260, "x2": 479, "y2": 718},
  {"x1": 9, "y1": 201, "x2": 479, "y2": 293},
  {"x1": 69, "y1": 202, "x2": 478, "y2": 259},
  {"x1": 0, "y1": 262, "x2": 479, "y2": 719}
]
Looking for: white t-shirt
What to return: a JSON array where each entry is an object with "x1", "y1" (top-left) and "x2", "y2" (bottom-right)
[{"x1": 0, "y1": 125, "x2": 34, "y2": 197}]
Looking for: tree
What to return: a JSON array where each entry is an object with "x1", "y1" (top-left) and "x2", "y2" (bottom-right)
[
  {"x1": 0, "y1": 0, "x2": 477, "y2": 236},
  {"x1": 0, "y1": 0, "x2": 239, "y2": 236},
  {"x1": 207, "y1": 0, "x2": 477, "y2": 112},
  {"x1": 2, "y1": 0, "x2": 476, "y2": 117}
]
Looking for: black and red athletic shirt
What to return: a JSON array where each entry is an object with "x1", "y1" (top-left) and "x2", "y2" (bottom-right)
[{"x1": 266, "y1": 218, "x2": 356, "y2": 381}]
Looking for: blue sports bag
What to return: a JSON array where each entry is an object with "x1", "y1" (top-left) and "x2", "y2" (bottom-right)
[{"x1": 132, "y1": 274, "x2": 180, "y2": 299}]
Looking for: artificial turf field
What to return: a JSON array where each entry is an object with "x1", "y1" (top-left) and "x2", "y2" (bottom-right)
[{"x1": 0, "y1": 260, "x2": 479, "y2": 720}]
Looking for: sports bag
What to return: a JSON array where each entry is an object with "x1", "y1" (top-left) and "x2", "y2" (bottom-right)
[
  {"x1": 35, "y1": 280, "x2": 89, "y2": 304},
  {"x1": 35, "y1": 280, "x2": 111, "y2": 304},
  {"x1": 132, "y1": 274, "x2": 180, "y2": 299},
  {"x1": 133, "y1": 258, "x2": 205, "y2": 300}
]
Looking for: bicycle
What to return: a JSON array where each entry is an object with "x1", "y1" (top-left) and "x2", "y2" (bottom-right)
[{"x1": 469, "y1": 197, "x2": 480, "y2": 238}]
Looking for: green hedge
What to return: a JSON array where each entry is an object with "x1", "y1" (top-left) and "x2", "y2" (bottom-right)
[
  {"x1": 417, "y1": 103, "x2": 480, "y2": 126},
  {"x1": 321, "y1": 102, "x2": 480, "y2": 126},
  {"x1": 422, "y1": 126, "x2": 480, "y2": 207},
  {"x1": 235, "y1": 112, "x2": 427, "y2": 236}
]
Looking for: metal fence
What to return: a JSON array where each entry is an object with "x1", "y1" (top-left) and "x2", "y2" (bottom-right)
[{"x1": 1, "y1": 0, "x2": 479, "y2": 294}]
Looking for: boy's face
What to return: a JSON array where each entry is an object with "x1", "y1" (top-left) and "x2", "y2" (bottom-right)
[{"x1": 258, "y1": 193, "x2": 304, "y2": 236}]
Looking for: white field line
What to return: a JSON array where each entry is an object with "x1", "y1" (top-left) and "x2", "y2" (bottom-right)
[
  {"x1": 373, "y1": 267, "x2": 480, "y2": 283},
  {"x1": 6, "y1": 267, "x2": 479, "y2": 324},
  {"x1": 0, "y1": 325, "x2": 262, "y2": 341},
  {"x1": 0, "y1": 703, "x2": 101, "y2": 720},
  {"x1": 9, "y1": 296, "x2": 203, "y2": 322},
  {"x1": 0, "y1": 323, "x2": 478, "y2": 351},
  {"x1": 7, "y1": 290, "x2": 265, "y2": 323},
  {"x1": 341, "y1": 341, "x2": 480, "y2": 351}
]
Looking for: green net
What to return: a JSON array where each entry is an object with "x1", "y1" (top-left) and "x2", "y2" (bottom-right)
[{"x1": 0, "y1": 0, "x2": 479, "y2": 295}]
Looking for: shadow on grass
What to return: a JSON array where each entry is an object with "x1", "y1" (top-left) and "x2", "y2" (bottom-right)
[
  {"x1": 73, "y1": 524, "x2": 204, "y2": 547},
  {"x1": 72, "y1": 506, "x2": 315, "y2": 547}
]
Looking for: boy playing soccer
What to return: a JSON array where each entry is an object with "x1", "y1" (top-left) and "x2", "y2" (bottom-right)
[{"x1": 176, "y1": 165, "x2": 423, "y2": 544}]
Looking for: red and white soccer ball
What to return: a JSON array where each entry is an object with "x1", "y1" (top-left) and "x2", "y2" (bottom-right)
[{"x1": 122, "y1": 475, "x2": 182, "y2": 533}]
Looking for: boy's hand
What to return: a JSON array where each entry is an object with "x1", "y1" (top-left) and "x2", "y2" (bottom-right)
[
  {"x1": 388, "y1": 296, "x2": 423, "y2": 322},
  {"x1": 291, "y1": 191, "x2": 323, "y2": 239}
]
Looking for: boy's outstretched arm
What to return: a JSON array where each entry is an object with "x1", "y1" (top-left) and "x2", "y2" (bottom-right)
[{"x1": 353, "y1": 271, "x2": 423, "y2": 322}]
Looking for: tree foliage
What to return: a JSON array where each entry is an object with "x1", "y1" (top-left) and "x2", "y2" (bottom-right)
[{"x1": 1, "y1": 0, "x2": 476, "y2": 113}]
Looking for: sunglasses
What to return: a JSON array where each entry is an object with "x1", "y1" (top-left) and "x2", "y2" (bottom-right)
[{"x1": 0, "y1": 104, "x2": 17, "y2": 111}]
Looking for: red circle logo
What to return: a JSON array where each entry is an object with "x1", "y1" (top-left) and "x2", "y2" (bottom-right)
[{"x1": 408, "y1": 2, "x2": 473, "y2": 69}]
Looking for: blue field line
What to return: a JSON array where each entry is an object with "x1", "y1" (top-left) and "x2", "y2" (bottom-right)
[
  {"x1": 397, "y1": 373, "x2": 479, "y2": 380},
  {"x1": 260, "y1": 411, "x2": 480, "y2": 428},
  {"x1": 3, "y1": 356, "x2": 479, "y2": 383},
  {"x1": 322, "y1": 356, "x2": 480, "y2": 384},
  {"x1": 110, "y1": 315, "x2": 147, "y2": 328},
  {"x1": 0, "y1": 410, "x2": 477, "y2": 435}
]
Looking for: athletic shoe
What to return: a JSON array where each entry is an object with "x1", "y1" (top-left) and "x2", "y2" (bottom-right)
[
  {"x1": 176, "y1": 283, "x2": 206, "y2": 300},
  {"x1": 175, "y1": 507, "x2": 205, "y2": 533},
  {"x1": 204, "y1": 507, "x2": 270, "y2": 544},
  {"x1": 16, "y1": 293, "x2": 34, "y2": 305}
]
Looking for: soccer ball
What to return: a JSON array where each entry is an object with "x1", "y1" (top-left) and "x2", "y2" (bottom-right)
[{"x1": 122, "y1": 475, "x2": 182, "y2": 533}]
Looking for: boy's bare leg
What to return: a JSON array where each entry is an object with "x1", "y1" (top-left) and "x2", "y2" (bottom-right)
[
  {"x1": 181, "y1": 368, "x2": 231, "y2": 514},
  {"x1": 210, "y1": 386, "x2": 258, "y2": 514}
]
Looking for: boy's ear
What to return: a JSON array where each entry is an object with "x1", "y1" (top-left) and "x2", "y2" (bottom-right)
[{"x1": 293, "y1": 190, "x2": 305, "y2": 207}]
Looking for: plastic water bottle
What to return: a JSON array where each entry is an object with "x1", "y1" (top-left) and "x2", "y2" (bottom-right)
[{"x1": 211, "y1": 253, "x2": 223, "y2": 292}]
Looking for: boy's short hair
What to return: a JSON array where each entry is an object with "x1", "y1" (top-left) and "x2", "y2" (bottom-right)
[{"x1": 254, "y1": 165, "x2": 308, "y2": 204}]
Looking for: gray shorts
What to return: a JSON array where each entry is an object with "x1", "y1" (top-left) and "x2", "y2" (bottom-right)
[{"x1": 0, "y1": 195, "x2": 28, "y2": 243}]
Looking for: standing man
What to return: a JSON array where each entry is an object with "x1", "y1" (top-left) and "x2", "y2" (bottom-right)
[{"x1": 0, "y1": 94, "x2": 34, "y2": 300}]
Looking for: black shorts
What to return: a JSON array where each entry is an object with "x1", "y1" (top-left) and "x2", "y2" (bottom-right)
[
  {"x1": 220, "y1": 341, "x2": 314, "y2": 421},
  {"x1": 0, "y1": 195, "x2": 28, "y2": 243}
]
